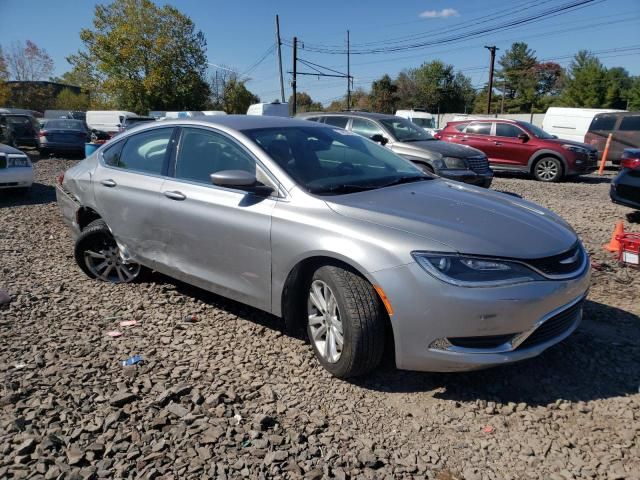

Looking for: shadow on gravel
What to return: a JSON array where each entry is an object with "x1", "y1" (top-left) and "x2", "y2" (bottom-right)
[
  {"x1": 0, "y1": 183, "x2": 57, "y2": 208},
  {"x1": 351, "y1": 300, "x2": 640, "y2": 405},
  {"x1": 626, "y1": 210, "x2": 640, "y2": 224}
]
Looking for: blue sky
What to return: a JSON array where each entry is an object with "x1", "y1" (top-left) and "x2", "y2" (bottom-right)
[{"x1": 1, "y1": 0, "x2": 638, "y2": 106}]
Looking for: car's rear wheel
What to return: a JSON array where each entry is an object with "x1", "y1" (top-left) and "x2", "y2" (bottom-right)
[
  {"x1": 74, "y1": 219, "x2": 143, "y2": 283},
  {"x1": 533, "y1": 157, "x2": 563, "y2": 182},
  {"x1": 306, "y1": 265, "x2": 385, "y2": 378}
]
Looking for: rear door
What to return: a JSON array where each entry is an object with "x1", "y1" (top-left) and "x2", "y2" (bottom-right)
[
  {"x1": 585, "y1": 114, "x2": 616, "y2": 157},
  {"x1": 459, "y1": 121, "x2": 494, "y2": 156},
  {"x1": 490, "y1": 122, "x2": 538, "y2": 168},
  {"x1": 92, "y1": 126, "x2": 175, "y2": 266},
  {"x1": 614, "y1": 115, "x2": 640, "y2": 161}
]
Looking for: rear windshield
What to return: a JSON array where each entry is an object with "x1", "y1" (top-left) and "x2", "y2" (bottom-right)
[
  {"x1": 589, "y1": 115, "x2": 616, "y2": 132},
  {"x1": 44, "y1": 119, "x2": 86, "y2": 130},
  {"x1": 411, "y1": 117, "x2": 436, "y2": 129}
]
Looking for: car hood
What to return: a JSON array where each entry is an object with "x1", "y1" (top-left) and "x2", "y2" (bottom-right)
[
  {"x1": 542, "y1": 137, "x2": 596, "y2": 151},
  {"x1": 391, "y1": 139, "x2": 484, "y2": 159},
  {"x1": 325, "y1": 179, "x2": 577, "y2": 259}
]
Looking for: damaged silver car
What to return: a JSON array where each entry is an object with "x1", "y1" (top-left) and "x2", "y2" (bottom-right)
[{"x1": 56, "y1": 116, "x2": 590, "y2": 377}]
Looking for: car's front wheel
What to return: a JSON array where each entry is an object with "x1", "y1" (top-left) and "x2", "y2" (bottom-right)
[
  {"x1": 306, "y1": 265, "x2": 386, "y2": 378},
  {"x1": 74, "y1": 219, "x2": 143, "y2": 283},
  {"x1": 533, "y1": 157, "x2": 563, "y2": 182}
]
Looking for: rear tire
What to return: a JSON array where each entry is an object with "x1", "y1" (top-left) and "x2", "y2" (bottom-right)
[
  {"x1": 533, "y1": 157, "x2": 563, "y2": 182},
  {"x1": 74, "y1": 219, "x2": 145, "y2": 283},
  {"x1": 306, "y1": 265, "x2": 386, "y2": 378}
]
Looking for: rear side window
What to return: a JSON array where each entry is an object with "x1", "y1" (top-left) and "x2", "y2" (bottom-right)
[
  {"x1": 589, "y1": 115, "x2": 616, "y2": 131},
  {"x1": 495, "y1": 123, "x2": 523, "y2": 138},
  {"x1": 350, "y1": 118, "x2": 385, "y2": 138},
  {"x1": 465, "y1": 122, "x2": 492, "y2": 135},
  {"x1": 323, "y1": 116, "x2": 349, "y2": 128},
  {"x1": 453, "y1": 123, "x2": 469, "y2": 132},
  {"x1": 112, "y1": 127, "x2": 173, "y2": 175},
  {"x1": 619, "y1": 116, "x2": 640, "y2": 132}
]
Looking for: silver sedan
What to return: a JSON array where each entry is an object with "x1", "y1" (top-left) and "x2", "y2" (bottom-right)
[{"x1": 56, "y1": 116, "x2": 590, "y2": 377}]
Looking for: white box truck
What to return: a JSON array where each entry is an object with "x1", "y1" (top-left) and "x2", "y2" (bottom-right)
[
  {"x1": 542, "y1": 107, "x2": 625, "y2": 143},
  {"x1": 86, "y1": 110, "x2": 139, "y2": 135},
  {"x1": 395, "y1": 109, "x2": 438, "y2": 134},
  {"x1": 247, "y1": 101, "x2": 289, "y2": 117}
]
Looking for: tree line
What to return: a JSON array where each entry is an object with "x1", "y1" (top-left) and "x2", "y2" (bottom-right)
[{"x1": 1, "y1": 0, "x2": 638, "y2": 115}]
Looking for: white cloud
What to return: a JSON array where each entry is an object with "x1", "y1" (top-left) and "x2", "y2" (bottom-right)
[{"x1": 419, "y1": 8, "x2": 459, "y2": 19}]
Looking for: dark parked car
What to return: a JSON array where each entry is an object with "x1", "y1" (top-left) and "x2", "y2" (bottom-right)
[
  {"x1": 0, "y1": 113, "x2": 40, "y2": 150},
  {"x1": 39, "y1": 119, "x2": 90, "y2": 155},
  {"x1": 44, "y1": 110, "x2": 87, "y2": 121},
  {"x1": 437, "y1": 119, "x2": 598, "y2": 182},
  {"x1": 585, "y1": 112, "x2": 640, "y2": 165},
  {"x1": 297, "y1": 112, "x2": 493, "y2": 188},
  {"x1": 610, "y1": 148, "x2": 640, "y2": 210}
]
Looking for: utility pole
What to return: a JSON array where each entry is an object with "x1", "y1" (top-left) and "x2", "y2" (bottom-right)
[
  {"x1": 347, "y1": 30, "x2": 351, "y2": 110},
  {"x1": 485, "y1": 45, "x2": 498, "y2": 115},
  {"x1": 275, "y1": 15, "x2": 285, "y2": 103},
  {"x1": 292, "y1": 37, "x2": 297, "y2": 116}
]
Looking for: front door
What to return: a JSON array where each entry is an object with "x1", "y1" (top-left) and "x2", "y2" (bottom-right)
[
  {"x1": 92, "y1": 126, "x2": 175, "y2": 267},
  {"x1": 158, "y1": 126, "x2": 276, "y2": 311},
  {"x1": 489, "y1": 122, "x2": 537, "y2": 169}
]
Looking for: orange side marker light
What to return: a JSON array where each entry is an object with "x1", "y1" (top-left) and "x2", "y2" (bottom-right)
[{"x1": 373, "y1": 285, "x2": 394, "y2": 316}]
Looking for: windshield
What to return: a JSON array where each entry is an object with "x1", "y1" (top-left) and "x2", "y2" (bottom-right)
[
  {"x1": 44, "y1": 119, "x2": 86, "y2": 130},
  {"x1": 518, "y1": 121, "x2": 555, "y2": 139},
  {"x1": 380, "y1": 117, "x2": 433, "y2": 141},
  {"x1": 244, "y1": 126, "x2": 428, "y2": 195},
  {"x1": 411, "y1": 117, "x2": 436, "y2": 129}
]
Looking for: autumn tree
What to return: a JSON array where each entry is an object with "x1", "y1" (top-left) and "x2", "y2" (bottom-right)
[
  {"x1": 5, "y1": 40, "x2": 53, "y2": 81},
  {"x1": 222, "y1": 78, "x2": 259, "y2": 113},
  {"x1": 68, "y1": 0, "x2": 210, "y2": 113}
]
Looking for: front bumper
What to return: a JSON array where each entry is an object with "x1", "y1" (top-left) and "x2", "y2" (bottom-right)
[
  {"x1": 568, "y1": 152, "x2": 598, "y2": 175},
  {"x1": 55, "y1": 184, "x2": 82, "y2": 239},
  {"x1": 0, "y1": 168, "x2": 33, "y2": 189},
  {"x1": 371, "y1": 261, "x2": 590, "y2": 372},
  {"x1": 438, "y1": 169, "x2": 493, "y2": 188}
]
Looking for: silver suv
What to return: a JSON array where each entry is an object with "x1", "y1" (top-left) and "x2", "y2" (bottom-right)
[
  {"x1": 297, "y1": 111, "x2": 493, "y2": 188},
  {"x1": 57, "y1": 116, "x2": 589, "y2": 378}
]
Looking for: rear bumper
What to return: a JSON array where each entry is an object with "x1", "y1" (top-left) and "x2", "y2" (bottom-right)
[
  {"x1": 55, "y1": 185, "x2": 82, "y2": 239},
  {"x1": 439, "y1": 169, "x2": 493, "y2": 188},
  {"x1": 0, "y1": 168, "x2": 33, "y2": 189},
  {"x1": 40, "y1": 141, "x2": 85, "y2": 151},
  {"x1": 610, "y1": 173, "x2": 640, "y2": 210}
]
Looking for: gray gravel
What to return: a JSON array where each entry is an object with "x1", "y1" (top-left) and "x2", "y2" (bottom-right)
[{"x1": 1, "y1": 156, "x2": 639, "y2": 479}]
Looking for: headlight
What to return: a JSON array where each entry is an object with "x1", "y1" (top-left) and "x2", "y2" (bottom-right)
[
  {"x1": 7, "y1": 156, "x2": 31, "y2": 167},
  {"x1": 562, "y1": 144, "x2": 588, "y2": 154},
  {"x1": 442, "y1": 156, "x2": 468, "y2": 169},
  {"x1": 412, "y1": 252, "x2": 543, "y2": 287}
]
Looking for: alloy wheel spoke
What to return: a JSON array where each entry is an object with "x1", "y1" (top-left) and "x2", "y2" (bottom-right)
[
  {"x1": 309, "y1": 286, "x2": 326, "y2": 313},
  {"x1": 85, "y1": 250, "x2": 107, "y2": 259},
  {"x1": 100, "y1": 264, "x2": 114, "y2": 280},
  {"x1": 308, "y1": 313, "x2": 324, "y2": 328},
  {"x1": 313, "y1": 323, "x2": 327, "y2": 342}
]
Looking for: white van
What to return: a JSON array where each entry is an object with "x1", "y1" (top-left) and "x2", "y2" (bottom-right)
[
  {"x1": 86, "y1": 110, "x2": 138, "y2": 134},
  {"x1": 247, "y1": 102, "x2": 289, "y2": 117},
  {"x1": 395, "y1": 109, "x2": 438, "y2": 134},
  {"x1": 542, "y1": 107, "x2": 626, "y2": 142}
]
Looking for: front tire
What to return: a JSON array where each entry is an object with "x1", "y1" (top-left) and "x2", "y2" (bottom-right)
[
  {"x1": 306, "y1": 265, "x2": 386, "y2": 378},
  {"x1": 74, "y1": 219, "x2": 143, "y2": 283},
  {"x1": 533, "y1": 157, "x2": 563, "y2": 182}
]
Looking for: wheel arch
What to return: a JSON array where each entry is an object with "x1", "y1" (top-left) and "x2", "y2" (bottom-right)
[
  {"x1": 527, "y1": 149, "x2": 567, "y2": 174},
  {"x1": 76, "y1": 207, "x2": 102, "y2": 231}
]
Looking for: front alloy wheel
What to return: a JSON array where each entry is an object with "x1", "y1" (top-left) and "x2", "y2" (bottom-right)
[
  {"x1": 308, "y1": 280, "x2": 344, "y2": 364},
  {"x1": 534, "y1": 157, "x2": 562, "y2": 182}
]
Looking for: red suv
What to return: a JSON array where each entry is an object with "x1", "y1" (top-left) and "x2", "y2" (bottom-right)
[{"x1": 437, "y1": 119, "x2": 598, "y2": 182}]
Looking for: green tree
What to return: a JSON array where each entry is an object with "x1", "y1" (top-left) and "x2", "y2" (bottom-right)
[
  {"x1": 626, "y1": 77, "x2": 640, "y2": 110},
  {"x1": 222, "y1": 78, "x2": 259, "y2": 113},
  {"x1": 288, "y1": 92, "x2": 322, "y2": 114},
  {"x1": 561, "y1": 50, "x2": 608, "y2": 108},
  {"x1": 68, "y1": 0, "x2": 210, "y2": 113},
  {"x1": 605, "y1": 67, "x2": 632, "y2": 109},
  {"x1": 54, "y1": 88, "x2": 90, "y2": 110},
  {"x1": 369, "y1": 74, "x2": 398, "y2": 113},
  {"x1": 495, "y1": 42, "x2": 538, "y2": 112},
  {"x1": 0, "y1": 46, "x2": 9, "y2": 105}
]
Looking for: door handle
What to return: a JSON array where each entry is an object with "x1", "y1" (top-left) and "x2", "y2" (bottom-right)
[
  {"x1": 163, "y1": 190, "x2": 186, "y2": 201},
  {"x1": 100, "y1": 179, "x2": 117, "y2": 187},
  {"x1": 494, "y1": 141, "x2": 502, "y2": 146},
  {"x1": 460, "y1": 138, "x2": 468, "y2": 142}
]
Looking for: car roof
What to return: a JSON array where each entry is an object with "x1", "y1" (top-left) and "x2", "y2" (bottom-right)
[{"x1": 297, "y1": 111, "x2": 399, "y2": 121}]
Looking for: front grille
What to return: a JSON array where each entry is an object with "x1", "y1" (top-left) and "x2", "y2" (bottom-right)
[
  {"x1": 466, "y1": 156, "x2": 491, "y2": 173},
  {"x1": 0, "y1": 155, "x2": 6, "y2": 169},
  {"x1": 526, "y1": 243, "x2": 585, "y2": 277},
  {"x1": 448, "y1": 333, "x2": 515, "y2": 349},
  {"x1": 518, "y1": 300, "x2": 582, "y2": 349}
]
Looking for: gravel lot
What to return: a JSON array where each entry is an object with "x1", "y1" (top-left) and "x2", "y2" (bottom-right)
[{"x1": 1, "y1": 155, "x2": 639, "y2": 479}]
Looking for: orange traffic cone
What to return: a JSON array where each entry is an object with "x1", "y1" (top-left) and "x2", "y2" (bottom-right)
[{"x1": 604, "y1": 221, "x2": 624, "y2": 253}]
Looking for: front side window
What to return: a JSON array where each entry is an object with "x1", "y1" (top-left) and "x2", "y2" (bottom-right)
[
  {"x1": 350, "y1": 118, "x2": 385, "y2": 138},
  {"x1": 175, "y1": 127, "x2": 255, "y2": 184},
  {"x1": 465, "y1": 122, "x2": 492, "y2": 135},
  {"x1": 517, "y1": 121, "x2": 555, "y2": 139},
  {"x1": 619, "y1": 116, "x2": 640, "y2": 132},
  {"x1": 380, "y1": 117, "x2": 432, "y2": 142},
  {"x1": 244, "y1": 126, "x2": 425, "y2": 194},
  {"x1": 113, "y1": 127, "x2": 173, "y2": 175},
  {"x1": 495, "y1": 123, "x2": 524, "y2": 138},
  {"x1": 322, "y1": 116, "x2": 349, "y2": 128}
]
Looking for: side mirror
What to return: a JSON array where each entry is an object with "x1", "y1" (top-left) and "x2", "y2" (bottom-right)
[
  {"x1": 518, "y1": 133, "x2": 530, "y2": 142},
  {"x1": 370, "y1": 134, "x2": 388, "y2": 146},
  {"x1": 210, "y1": 170, "x2": 274, "y2": 196}
]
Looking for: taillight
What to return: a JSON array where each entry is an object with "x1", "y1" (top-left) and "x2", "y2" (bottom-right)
[
  {"x1": 621, "y1": 158, "x2": 640, "y2": 170},
  {"x1": 39, "y1": 131, "x2": 47, "y2": 137},
  {"x1": 56, "y1": 173, "x2": 64, "y2": 186}
]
